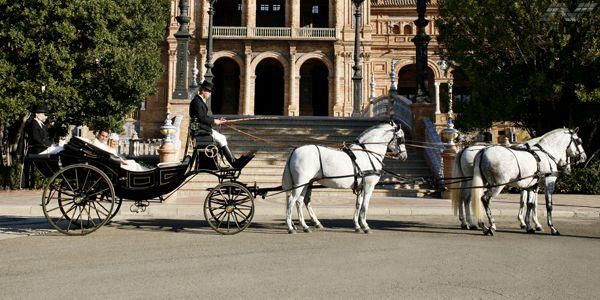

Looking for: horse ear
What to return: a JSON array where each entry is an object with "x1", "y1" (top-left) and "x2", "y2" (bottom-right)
[
  {"x1": 389, "y1": 120, "x2": 400, "y2": 132},
  {"x1": 573, "y1": 127, "x2": 579, "y2": 133}
]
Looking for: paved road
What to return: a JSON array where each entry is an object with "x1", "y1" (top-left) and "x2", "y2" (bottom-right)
[{"x1": 1, "y1": 215, "x2": 599, "y2": 299}]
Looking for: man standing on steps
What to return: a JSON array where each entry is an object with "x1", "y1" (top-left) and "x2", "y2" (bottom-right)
[{"x1": 189, "y1": 80, "x2": 254, "y2": 168}]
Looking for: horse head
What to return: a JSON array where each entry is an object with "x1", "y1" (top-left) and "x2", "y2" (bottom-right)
[
  {"x1": 388, "y1": 120, "x2": 407, "y2": 161},
  {"x1": 567, "y1": 128, "x2": 587, "y2": 165}
]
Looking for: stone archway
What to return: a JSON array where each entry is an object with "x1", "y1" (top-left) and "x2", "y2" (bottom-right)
[
  {"x1": 212, "y1": 57, "x2": 240, "y2": 114},
  {"x1": 397, "y1": 64, "x2": 436, "y2": 100},
  {"x1": 299, "y1": 59, "x2": 329, "y2": 116},
  {"x1": 254, "y1": 58, "x2": 285, "y2": 115}
]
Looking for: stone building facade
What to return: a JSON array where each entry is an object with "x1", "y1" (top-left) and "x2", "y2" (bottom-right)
[{"x1": 140, "y1": 0, "x2": 461, "y2": 137}]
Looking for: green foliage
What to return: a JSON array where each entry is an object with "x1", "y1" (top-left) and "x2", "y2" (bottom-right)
[
  {"x1": 555, "y1": 157, "x2": 600, "y2": 194},
  {"x1": 438, "y1": 0, "x2": 600, "y2": 153},
  {"x1": 0, "y1": 163, "x2": 45, "y2": 190},
  {"x1": 0, "y1": 0, "x2": 170, "y2": 132}
]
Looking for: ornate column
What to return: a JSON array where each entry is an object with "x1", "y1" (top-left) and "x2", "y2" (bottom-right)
[
  {"x1": 434, "y1": 81, "x2": 440, "y2": 114},
  {"x1": 246, "y1": 0, "x2": 256, "y2": 28},
  {"x1": 351, "y1": 0, "x2": 365, "y2": 116},
  {"x1": 413, "y1": 0, "x2": 431, "y2": 103},
  {"x1": 243, "y1": 44, "x2": 254, "y2": 115},
  {"x1": 172, "y1": 0, "x2": 191, "y2": 100},
  {"x1": 288, "y1": 45, "x2": 299, "y2": 116},
  {"x1": 333, "y1": 49, "x2": 343, "y2": 116}
]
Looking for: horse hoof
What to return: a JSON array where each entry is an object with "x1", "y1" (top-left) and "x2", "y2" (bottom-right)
[
  {"x1": 364, "y1": 229, "x2": 371, "y2": 234},
  {"x1": 535, "y1": 226, "x2": 543, "y2": 232},
  {"x1": 355, "y1": 228, "x2": 361, "y2": 233},
  {"x1": 461, "y1": 224, "x2": 469, "y2": 230},
  {"x1": 520, "y1": 224, "x2": 526, "y2": 229},
  {"x1": 288, "y1": 229, "x2": 296, "y2": 234},
  {"x1": 483, "y1": 227, "x2": 494, "y2": 236},
  {"x1": 315, "y1": 224, "x2": 324, "y2": 230},
  {"x1": 303, "y1": 228, "x2": 312, "y2": 233},
  {"x1": 527, "y1": 229, "x2": 535, "y2": 234},
  {"x1": 551, "y1": 230, "x2": 561, "y2": 236}
]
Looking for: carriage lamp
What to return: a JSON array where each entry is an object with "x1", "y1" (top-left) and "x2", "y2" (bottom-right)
[
  {"x1": 158, "y1": 110, "x2": 178, "y2": 163},
  {"x1": 440, "y1": 118, "x2": 459, "y2": 145}
]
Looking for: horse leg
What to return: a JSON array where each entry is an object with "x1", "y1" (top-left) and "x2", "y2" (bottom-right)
[
  {"x1": 518, "y1": 190, "x2": 527, "y2": 229},
  {"x1": 295, "y1": 187, "x2": 311, "y2": 233},
  {"x1": 286, "y1": 191, "x2": 298, "y2": 234},
  {"x1": 544, "y1": 177, "x2": 560, "y2": 235},
  {"x1": 458, "y1": 189, "x2": 468, "y2": 229},
  {"x1": 359, "y1": 186, "x2": 376, "y2": 234},
  {"x1": 525, "y1": 189, "x2": 535, "y2": 234},
  {"x1": 531, "y1": 187, "x2": 543, "y2": 231},
  {"x1": 303, "y1": 186, "x2": 324, "y2": 229},
  {"x1": 463, "y1": 189, "x2": 478, "y2": 230},
  {"x1": 480, "y1": 187, "x2": 502, "y2": 235},
  {"x1": 353, "y1": 192, "x2": 364, "y2": 233}
]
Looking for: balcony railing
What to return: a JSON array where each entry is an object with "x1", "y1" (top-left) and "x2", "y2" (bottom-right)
[{"x1": 212, "y1": 26, "x2": 337, "y2": 40}]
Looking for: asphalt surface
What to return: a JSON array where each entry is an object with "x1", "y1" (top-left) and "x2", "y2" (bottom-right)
[{"x1": 1, "y1": 215, "x2": 599, "y2": 299}]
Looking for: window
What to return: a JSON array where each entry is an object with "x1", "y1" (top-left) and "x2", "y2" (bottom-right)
[
  {"x1": 312, "y1": 5, "x2": 319, "y2": 14},
  {"x1": 260, "y1": 4, "x2": 269, "y2": 11},
  {"x1": 238, "y1": 3, "x2": 242, "y2": 11},
  {"x1": 273, "y1": 4, "x2": 281, "y2": 11}
]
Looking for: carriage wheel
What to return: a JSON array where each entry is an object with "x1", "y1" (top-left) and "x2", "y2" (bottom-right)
[
  {"x1": 204, "y1": 182, "x2": 254, "y2": 235},
  {"x1": 42, "y1": 164, "x2": 115, "y2": 235}
]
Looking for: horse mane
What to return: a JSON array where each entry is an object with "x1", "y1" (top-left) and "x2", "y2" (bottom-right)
[
  {"x1": 533, "y1": 128, "x2": 569, "y2": 146},
  {"x1": 356, "y1": 123, "x2": 394, "y2": 143}
]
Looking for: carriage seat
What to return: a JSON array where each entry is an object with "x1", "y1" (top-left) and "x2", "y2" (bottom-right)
[
  {"x1": 156, "y1": 155, "x2": 191, "y2": 168},
  {"x1": 62, "y1": 137, "x2": 122, "y2": 168}
]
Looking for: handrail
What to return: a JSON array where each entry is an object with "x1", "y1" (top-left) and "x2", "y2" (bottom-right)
[
  {"x1": 211, "y1": 26, "x2": 336, "y2": 40},
  {"x1": 390, "y1": 92, "x2": 413, "y2": 132},
  {"x1": 422, "y1": 117, "x2": 444, "y2": 181}
]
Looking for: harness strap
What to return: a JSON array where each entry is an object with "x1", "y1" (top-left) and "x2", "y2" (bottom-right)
[{"x1": 342, "y1": 146, "x2": 364, "y2": 195}]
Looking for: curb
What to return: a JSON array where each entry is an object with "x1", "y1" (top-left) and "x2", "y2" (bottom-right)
[{"x1": 2, "y1": 204, "x2": 598, "y2": 219}]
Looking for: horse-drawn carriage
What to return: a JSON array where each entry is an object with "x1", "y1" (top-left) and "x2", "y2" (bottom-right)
[{"x1": 27, "y1": 131, "x2": 257, "y2": 236}]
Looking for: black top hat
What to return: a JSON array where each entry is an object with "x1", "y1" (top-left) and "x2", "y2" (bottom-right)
[
  {"x1": 31, "y1": 105, "x2": 49, "y2": 114},
  {"x1": 199, "y1": 80, "x2": 214, "y2": 93}
]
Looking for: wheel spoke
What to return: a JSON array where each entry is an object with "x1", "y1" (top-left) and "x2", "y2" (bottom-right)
[{"x1": 60, "y1": 173, "x2": 76, "y2": 193}]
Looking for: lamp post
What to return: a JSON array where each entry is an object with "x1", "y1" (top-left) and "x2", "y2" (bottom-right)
[
  {"x1": 412, "y1": 0, "x2": 431, "y2": 103},
  {"x1": 172, "y1": 0, "x2": 191, "y2": 100},
  {"x1": 203, "y1": 0, "x2": 217, "y2": 114},
  {"x1": 351, "y1": 0, "x2": 365, "y2": 116}
]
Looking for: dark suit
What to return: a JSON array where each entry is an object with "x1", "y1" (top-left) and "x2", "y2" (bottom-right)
[
  {"x1": 189, "y1": 94, "x2": 215, "y2": 134},
  {"x1": 27, "y1": 119, "x2": 51, "y2": 154}
]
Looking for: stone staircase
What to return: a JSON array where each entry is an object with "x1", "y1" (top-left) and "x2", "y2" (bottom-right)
[{"x1": 177, "y1": 116, "x2": 435, "y2": 199}]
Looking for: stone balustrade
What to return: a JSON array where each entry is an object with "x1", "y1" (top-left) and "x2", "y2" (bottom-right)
[{"x1": 212, "y1": 26, "x2": 336, "y2": 40}]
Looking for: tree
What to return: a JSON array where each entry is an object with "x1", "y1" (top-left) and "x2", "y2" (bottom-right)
[
  {"x1": 0, "y1": 0, "x2": 170, "y2": 165},
  {"x1": 437, "y1": 0, "x2": 599, "y2": 153}
]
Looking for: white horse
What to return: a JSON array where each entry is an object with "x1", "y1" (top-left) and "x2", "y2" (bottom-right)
[
  {"x1": 282, "y1": 121, "x2": 408, "y2": 234},
  {"x1": 470, "y1": 128, "x2": 587, "y2": 235},
  {"x1": 451, "y1": 144, "x2": 544, "y2": 231}
]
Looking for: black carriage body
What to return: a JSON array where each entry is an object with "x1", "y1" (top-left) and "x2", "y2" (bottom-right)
[{"x1": 61, "y1": 137, "x2": 192, "y2": 201}]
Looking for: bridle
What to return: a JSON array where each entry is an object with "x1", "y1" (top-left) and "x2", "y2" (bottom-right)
[{"x1": 535, "y1": 129, "x2": 585, "y2": 172}]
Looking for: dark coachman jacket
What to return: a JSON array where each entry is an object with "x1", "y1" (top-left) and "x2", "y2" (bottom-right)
[
  {"x1": 27, "y1": 119, "x2": 52, "y2": 154},
  {"x1": 189, "y1": 94, "x2": 214, "y2": 135}
]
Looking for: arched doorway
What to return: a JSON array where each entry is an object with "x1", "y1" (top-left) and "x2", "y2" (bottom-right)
[
  {"x1": 255, "y1": 58, "x2": 284, "y2": 115},
  {"x1": 213, "y1": 57, "x2": 240, "y2": 114},
  {"x1": 299, "y1": 59, "x2": 329, "y2": 116},
  {"x1": 397, "y1": 64, "x2": 435, "y2": 101}
]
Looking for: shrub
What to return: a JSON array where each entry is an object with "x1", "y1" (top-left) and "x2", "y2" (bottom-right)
[{"x1": 555, "y1": 156, "x2": 600, "y2": 194}]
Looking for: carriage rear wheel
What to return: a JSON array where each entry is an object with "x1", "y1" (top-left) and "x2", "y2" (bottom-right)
[
  {"x1": 42, "y1": 164, "x2": 115, "y2": 235},
  {"x1": 204, "y1": 182, "x2": 254, "y2": 235}
]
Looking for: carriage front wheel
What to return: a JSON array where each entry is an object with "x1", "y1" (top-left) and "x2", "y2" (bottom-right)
[
  {"x1": 204, "y1": 182, "x2": 254, "y2": 235},
  {"x1": 42, "y1": 164, "x2": 115, "y2": 235}
]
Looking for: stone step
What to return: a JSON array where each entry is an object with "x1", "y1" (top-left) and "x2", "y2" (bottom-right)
[{"x1": 178, "y1": 117, "x2": 433, "y2": 197}]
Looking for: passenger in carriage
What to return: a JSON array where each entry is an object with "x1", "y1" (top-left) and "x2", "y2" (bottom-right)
[
  {"x1": 106, "y1": 133, "x2": 149, "y2": 172},
  {"x1": 91, "y1": 129, "x2": 110, "y2": 150},
  {"x1": 189, "y1": 80, "x2": 255, "y2": 168}
]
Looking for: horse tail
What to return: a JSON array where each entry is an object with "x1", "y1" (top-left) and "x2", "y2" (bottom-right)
[
  {"x1": 281, "y1": 148, "x2": 297, "y2": 191},
  {"x1": 451, "y1": 150, "x2": 464, "y2": 216},
  {"x1": 470, "y1": 152, "x2": 485, "y2": 223}
]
